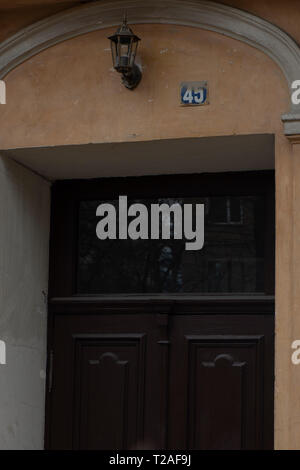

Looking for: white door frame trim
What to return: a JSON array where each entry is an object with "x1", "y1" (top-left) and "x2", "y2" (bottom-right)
[{"x1": 0, "y1": 0, "x2": 299, "y2": 134}]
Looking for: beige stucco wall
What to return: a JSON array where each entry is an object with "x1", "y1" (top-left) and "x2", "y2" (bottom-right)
[
  {"x1": 0, "y1": 25, "x2": 289, "y2": 148},
  {"x1": 0, "y1": 0, "x2": 300, "y2": 449},
  {"x1": 0, "y1": 154, "x2": 50, "y2": 449}
]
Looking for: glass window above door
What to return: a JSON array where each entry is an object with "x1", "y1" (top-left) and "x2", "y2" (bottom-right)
[{"x1": 77, "y1": 194, "x2": 267, "y2": 295}]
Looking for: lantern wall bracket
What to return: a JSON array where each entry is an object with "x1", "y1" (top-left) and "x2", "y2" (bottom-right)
[{"x1": 122, "y1": 64, "x2": 142, "y2": 90}]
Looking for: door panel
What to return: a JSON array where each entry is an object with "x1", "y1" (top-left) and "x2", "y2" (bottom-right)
[
  {"x1": 73, "y1": 334, "x2": 146, "y2": 449},
  {"x1": 168, "y1": 314, "x2": 274, "y2": 450},
  {"x1": 186, "y1": 335, "x2": 260, "y2": 450},
  {"x1": 49, "y1": 314, "x2": 164, "y2": 450}
]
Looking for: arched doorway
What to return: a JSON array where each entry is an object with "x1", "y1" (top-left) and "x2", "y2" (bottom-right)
[{"x1": 1, "y1": 0, "x2": 299, "y2": 450}]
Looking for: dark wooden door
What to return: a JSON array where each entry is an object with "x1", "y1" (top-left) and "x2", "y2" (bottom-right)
[
  {"x1": 46, "y1": 301, "x2": 274, "y2": 450},
  {"x1": 46, "y1": 171, "x2": 275, "y2": 449}
]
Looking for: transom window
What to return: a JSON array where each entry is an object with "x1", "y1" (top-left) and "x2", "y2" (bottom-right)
[{"x1": 73, "y1": 172, "x2": 274, "y2": 296}]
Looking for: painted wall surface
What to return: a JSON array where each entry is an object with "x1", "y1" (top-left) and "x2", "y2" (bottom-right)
[
  {"x1": 0, "y1": 154, "x2": 50, "y2": 449},
  {"x1": 0, "y1": 25, "x2": 289, "y2": 149},
  {"x1": 0, "y1": 0, "x2": 300, "y2": 450}
]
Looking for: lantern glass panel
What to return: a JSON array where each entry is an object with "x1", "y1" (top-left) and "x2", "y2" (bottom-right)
[
  {"x1": 120, "y1": 41, "x2": 130, "y2": 69},
  {"x1": 110, "y1": 40, "x2": 117, "y2": 68},
  {"x1": 130, "y1": 40, "x2": 138, "y2": 66}
]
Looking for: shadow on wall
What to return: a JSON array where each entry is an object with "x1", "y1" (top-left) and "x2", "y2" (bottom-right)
[{"x1": 1, "y1": 134, "x2": 275, "y2": 180}]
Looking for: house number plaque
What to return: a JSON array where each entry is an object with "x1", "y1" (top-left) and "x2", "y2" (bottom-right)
[{"x1": 180, "y1": 81, "x2": 209, "y2": 106}]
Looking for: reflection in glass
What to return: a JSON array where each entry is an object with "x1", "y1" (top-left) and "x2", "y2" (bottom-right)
[{"x1": 77, "y1": 196, "x2": 265, "y2": 294}]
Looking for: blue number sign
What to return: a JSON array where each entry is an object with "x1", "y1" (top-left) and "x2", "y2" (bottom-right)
[{"x1": 180, "y1": 81, "x2": 208, "y2": 106}]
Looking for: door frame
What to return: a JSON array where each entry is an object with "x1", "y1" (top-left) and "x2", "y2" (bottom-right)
[{"x1": 45, "y1": 170, "x2": 275, "y2": 448}]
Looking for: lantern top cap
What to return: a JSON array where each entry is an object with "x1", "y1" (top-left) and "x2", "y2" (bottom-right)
[{"x1": 108, "y1": 13, "x2": 140, "y2": 43}]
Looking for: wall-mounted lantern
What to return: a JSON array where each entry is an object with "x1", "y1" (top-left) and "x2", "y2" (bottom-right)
[{"x1": 108, "y1": 14, "x2": 141, "y2": 90}]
